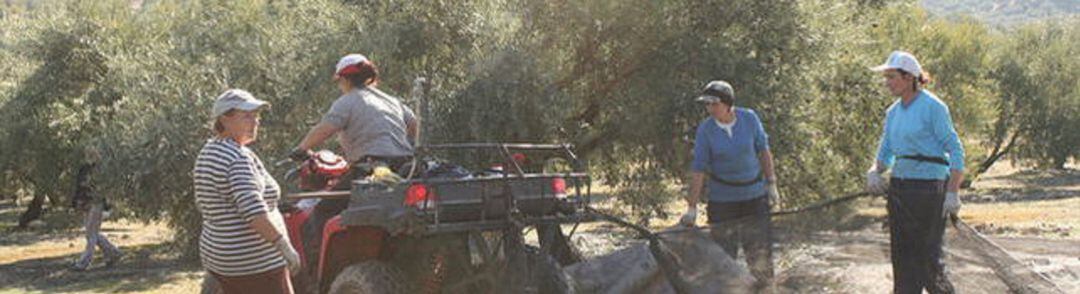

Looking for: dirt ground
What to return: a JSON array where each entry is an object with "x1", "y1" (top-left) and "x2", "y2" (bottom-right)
[
  {"x1": 1, "y1": 161, "x2": 1077, "y2": 293},
  {"x1": 0, "y1": 211, "x2": 204, "y2": 294},
  {"x1": 566, "y1": 161, "x2": 1080, "y2": 293},
  {"x1": 776, "y1": 161, "x2": 1080, "y2": 293}
]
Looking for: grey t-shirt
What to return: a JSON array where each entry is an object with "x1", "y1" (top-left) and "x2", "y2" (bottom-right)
[{"x1": 322, "y1": 87, "x2": 416, "y2": 162}]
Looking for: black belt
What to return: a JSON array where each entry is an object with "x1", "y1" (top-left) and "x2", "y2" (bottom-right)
[
  {"x1": 705, "y1": 172, "x2": 763, "y2": 187},
  {"x1": 898, "y1": 155, "x2": 948, "y2": 166},
  {"x1": 357, "y1": 155, "x2": 412, "y2": 165}
]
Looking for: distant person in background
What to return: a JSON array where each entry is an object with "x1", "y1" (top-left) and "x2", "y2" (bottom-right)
[
  {"x1": 194, "y1": 89, "x2": 300, "y2": 294},
  {"x1": 680, "y1": 80, "x2": 780, "y2": 290},
  {"x1": 865, "y1": 51, "x2": 964, "y2": 294},
  {"x1": 70, "y1": 146, "x2": 123, "y2": 271}
]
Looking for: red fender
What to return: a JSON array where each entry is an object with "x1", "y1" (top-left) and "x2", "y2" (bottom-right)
[
  {"x1": 283, "y1": 208, "x2": 312, "y2": 265},
  {"x1": 316, "y1": 216, "x2": 387, "y2": 291},
  {"x1": 317, "y1": 215, "x2": 346, "y2": 282}
]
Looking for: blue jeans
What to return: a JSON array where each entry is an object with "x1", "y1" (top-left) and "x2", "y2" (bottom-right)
[
  {"x1": 887, "y1": 179, "x2": 955, "y2": 294},
  {"x1": 75, "y1": 203, "x2": 121, "y2": 268}
]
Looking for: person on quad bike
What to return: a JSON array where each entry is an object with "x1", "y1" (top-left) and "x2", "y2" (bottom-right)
[{"x1": 289, "y1": 53, "x2": 419, "y2": 278}]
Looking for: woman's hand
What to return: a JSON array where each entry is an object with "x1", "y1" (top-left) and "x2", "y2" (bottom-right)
[
  {"x1": 865, "y1": 168, "x2": 888, "y2": 194},
  {"x1": 943, "y1": 191, "x2": 961, "y2": 218},
  {"x1": 288, "y1": 148, "x2": 312, "y2": 162},
  {"x1": 679, "y1": 206, "x2": 698, "y2": 227},
  {"x1": 767, "y1": 181, "x2": 781, "y2": 209},
  {"x1": 251, "y1": 214, "x2": 301, "y2": 274},
  {"x1": 274, "y1": 237, "x2": 302, "y2": 274}
]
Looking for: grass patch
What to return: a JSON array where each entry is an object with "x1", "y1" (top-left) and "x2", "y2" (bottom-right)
[
  {"x1": 960, "y1": 197, "x2": 1079, "y2": 238},
  {"x1": 856, "y1": 195, "x2": 1079, "y2": 239}
]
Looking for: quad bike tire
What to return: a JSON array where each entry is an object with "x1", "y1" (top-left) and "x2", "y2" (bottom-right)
[{"x1": 327, "y1": 261, "x2": 411, "y2": 294}]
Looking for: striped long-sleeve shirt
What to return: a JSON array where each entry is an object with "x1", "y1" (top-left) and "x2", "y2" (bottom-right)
[{"x1": 193, "y1": 138, "x2": 285, "y2": 276}]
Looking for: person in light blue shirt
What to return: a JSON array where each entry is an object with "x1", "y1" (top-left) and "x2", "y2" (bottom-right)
[
  {"x1": 680, "y1": 80, "x2": 779, "y2": 290},
  {"x1": 866, "y1": 51, "x2": 963, "y2": 294},
  {"x1": 874, "y1": 86, "x2": 965, "y2": 181}
]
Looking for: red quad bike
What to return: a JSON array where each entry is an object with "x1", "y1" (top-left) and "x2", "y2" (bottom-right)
[{"x1": 281, "y1": 143, "x2": 593, "y2": 294}]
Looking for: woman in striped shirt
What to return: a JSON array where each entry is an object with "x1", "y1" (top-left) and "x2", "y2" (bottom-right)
[{"x1": 194, "y1": 89, "x2": 300, "y2": 294}]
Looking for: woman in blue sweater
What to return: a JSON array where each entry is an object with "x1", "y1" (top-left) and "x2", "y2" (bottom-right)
[
  {"x1": 866, "y1": 51, "x2": 964, "y2": 294},
  {"x1": 680, "y1": 80, "x2": 780, "y2": 289}
]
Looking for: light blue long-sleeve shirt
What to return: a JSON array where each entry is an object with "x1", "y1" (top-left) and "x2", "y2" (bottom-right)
[
  {"x1": 876, "y1": 90, "x2": 965, "y2": 180},
  {"x1": 691, "y1": 108, "x2": 770, "y2": 203}
]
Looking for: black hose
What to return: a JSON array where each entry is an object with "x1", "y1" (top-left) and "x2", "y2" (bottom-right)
[
  {"x1": 655, "y1": 191, "x2": 879, "y2": 236},
  {"x1": 770, "y1": 191, "x2": 875, "y2": 217}
]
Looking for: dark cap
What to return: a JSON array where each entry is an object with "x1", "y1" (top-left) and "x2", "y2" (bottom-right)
[{"x1": 696, "y1": 80, "x2": 735, "y2": 105}]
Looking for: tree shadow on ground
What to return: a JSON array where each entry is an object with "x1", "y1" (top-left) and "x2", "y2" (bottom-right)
[
  {"x1": 0, "y1": 242, "x2": 201, "y2": 293},
  {"x1": 2, "y1": 215, "x2": 81, "y2": 247},
  {"x1": 968, "y1": 168, "x2": 1080, "y2": 203},
  {"x1": 965, "y1": 187, "x2": 1078, "y2": 204},
  {"x1": 0, "y1": 199, "x2": 141, "y2": 248},
  {"x1": 979, "y1": 168, "x2": 1080, "y2": 189},
  {"x1": 1, "y1": 200, "x2": 95, "y2": 247}
]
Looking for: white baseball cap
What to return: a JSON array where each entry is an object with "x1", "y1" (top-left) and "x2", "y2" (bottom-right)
[
  {"x1": 871, "y1": 51, "x2": 922, "y2": 76},
  {"x1": 335, "y1": 54, "x2": 369, "y2": 77},
  {"x1": 212, "y1": 89, "x2": 269, "y2": 118}
]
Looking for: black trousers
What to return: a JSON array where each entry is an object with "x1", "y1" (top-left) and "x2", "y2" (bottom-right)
[
  {"x1": 707, "y1": 196, "x2": 773, "y2": 286},
  {"x1": 887, "y1": 178, "x2": 955, "y2": 294}
]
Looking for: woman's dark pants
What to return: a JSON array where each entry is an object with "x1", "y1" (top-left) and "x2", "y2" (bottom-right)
[
  {"x1": 707, "y1": 196, "x2": 773, "y2": 287},
  {"x1": 887, "y1": 178, "x2": 955, "y2": 294}
]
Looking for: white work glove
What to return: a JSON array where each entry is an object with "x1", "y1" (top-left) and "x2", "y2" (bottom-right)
[
  {"x1": 679, "y1": 206, "x2": 698, "y2": 227},
  {"x1": 766, "y1": 180, "x2": 781, "y2": 208},
  {"x1": 943, "y1": 191, "x2": 962, "y2": 218},
  {"x1": 865, "y1": 168, "x2": 888, "y2": 194},
  {"x1": 274, "y1": 236, "x2": 302, "y2": 274}
]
